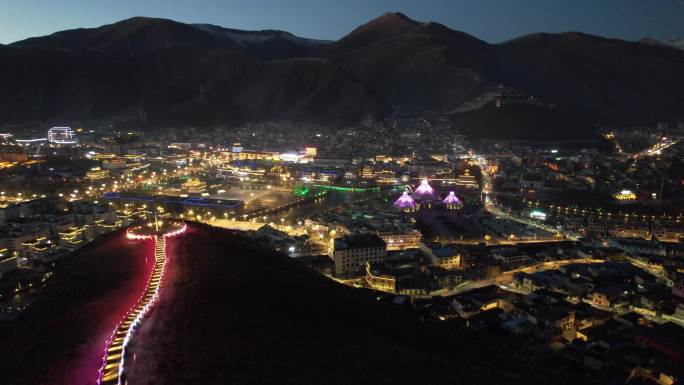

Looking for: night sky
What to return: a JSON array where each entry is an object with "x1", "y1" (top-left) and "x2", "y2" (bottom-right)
[{"x1": 1, "y1": 0, "x2": 684, "y2": 44}]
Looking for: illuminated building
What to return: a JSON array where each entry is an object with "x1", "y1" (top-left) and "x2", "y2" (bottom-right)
[
  {"x1": 47, "y1": 127, "x2": 78, "y2": 144},
  {"x1": 411, "y1": 179, "x2": 440, "y2": 202},
  {"x1": 102, "y1": 158, "x2": 127, "y2": 170},
  {"x1": 393, "y1": 191, "x2": 417, "y2": 212},
  {"x1": 102, "y1": 192, "x2": 243, "y2": 217},
  {"x1": 455, "y1": 169, "x2": 479, "y2": 189},
  {"x1": 421, "y1": 244, "x2": 461, "y2": 270},
  {"x1": 361, "y1": 165, "x2": 374, "y2": 179},
  {"x1": 21, "y1": 237, "x2": 62, "y2": 263},
  {"x1": 123, "y1": 154, "x2": 145, "y2": 162},
  {"x1": 442, "y1": 191, "x2": 462, "y2": 209},
  {"x1": 232, "y1": 150, "x2": 279, "y2": 161},
  {"x1": 614, "y1": 189, "x2": 637, "y2": 202},
  {"x1": 163, "y1": 154, "x2": 188, "y2": 166},
  {"x1": 365, "y1": 259, "x2": 433, "y2": 296},
  {"x1": 86, "y1": 167, "x2": 109, "y2": 180},
  {"x1": 312, "y1": 156, "x2": 351, "y2": 167},
  {"x1": 304, "y1": 147, "x2": 317, "y2": 157},
  {"x1": 168, "y1": 142, "x2": 192, "y2": 150},
  {"x1": 93, "y1": 153, "x2": 117, "y2": 160},
  {"x1": 377, "y1": 230, "x2": 421, "y2": 251},
  {"x1": 434, "y1": 169, "x2": 457, "y2": 184},
  {"x1": 216, "y1": 161, "x2": 268, "y2": 181},
  {"x1": 59, "y1": 226, "x2": 88, "y2": 250},
  {"x1": 332, "y1": 234, "x2": 387, "y2": 275},
  {"x1": 365, "y1": 262, "x2": 396, "y2": 292},
  {"x1": 0, "y1": 248, "x2": 17, "y2": 279},
  {"x1": 491, "y1": 250, "x2": 529, "y2": 267},
  {"x1": 529, "y1": 210, "x2": 547, "y2": 221},
  {"x1": 0, "y1": 137, "x2": 29, "y2": 163},
  {"x1": 279, "y1": 153, "x2": 302, "y2": 163},
  {"x1": 182, "y1": 178, "x2": 207, "y2": 194},
  {"x1": 374, "y1": 170, "x2": 397, "y2": 184}
]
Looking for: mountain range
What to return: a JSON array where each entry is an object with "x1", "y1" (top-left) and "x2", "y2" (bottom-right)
[{"x1": 1, "y1": 12, "x2": 684, "y2": 139}]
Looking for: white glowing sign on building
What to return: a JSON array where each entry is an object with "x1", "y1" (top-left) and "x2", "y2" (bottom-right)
[{"x1": 47, "y1": 127, "x2": 77, "y2": 144}]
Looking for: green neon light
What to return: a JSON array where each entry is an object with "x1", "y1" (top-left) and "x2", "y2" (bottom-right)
[
  {"x1": 293, "y1": 185, "x2": 310, "y2": 196},
  {"x1": 311, "y1": 185, "x2": 380, "y2": 192}
]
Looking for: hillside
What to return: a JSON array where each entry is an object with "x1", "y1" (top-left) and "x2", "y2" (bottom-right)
[
  {"x1": 495, "y1": 32, "x2": 684, "y2": 125},
  {"x1": 451, "y1": 101, "x2": 596, "y2": 141},
  {"x1": 0, "y1": 222, "x2": 581, "y2": 384},
  {"x1": 0, "y1": 230, "x2": 155, "y2": 385},
  {"x1": 120, "y1": 223, "x2": 555, "y2": 385},
  {"x1": 2, "y1": 13, "x2": 684, "y2": 138}
]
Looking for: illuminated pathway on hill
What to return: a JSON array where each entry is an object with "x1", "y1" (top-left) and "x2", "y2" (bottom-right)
[{"x1": 97, "y1": 222, "x2": 186, "y2": 385}]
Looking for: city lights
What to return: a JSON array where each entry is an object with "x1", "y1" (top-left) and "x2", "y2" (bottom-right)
[
  {"x1": 614, "y1": 189, "x2": 637, "y2": 201},
  {"x1": 1, "y1": 8, "x2": 684, "y2": 385}
]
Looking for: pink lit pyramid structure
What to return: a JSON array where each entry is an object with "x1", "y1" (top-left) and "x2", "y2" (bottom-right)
[
  {"x1": 393, "y1": 191, "x2": 417, "y2": 211},
  {"x1": 411, "y1": 179, "x2": 440, "y2": 201},
  {"x1": 442, "y1": 191, "x2": 462, "y2": 208}
]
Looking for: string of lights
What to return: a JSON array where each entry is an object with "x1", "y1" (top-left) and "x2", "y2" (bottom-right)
[{"x1": 97, "y1": 223, "x2": 186, "y2": 385}]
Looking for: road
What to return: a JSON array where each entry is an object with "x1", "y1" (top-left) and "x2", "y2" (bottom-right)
[
  {"x1": 430, "y1": 258, "x2": 605, "y2": 297},
  {"x1": 472, "y1": 153, "x2": 580, "y2": 241},
  {"x1": 485, "y1": 203, "x2": 577, "y2": 240}
]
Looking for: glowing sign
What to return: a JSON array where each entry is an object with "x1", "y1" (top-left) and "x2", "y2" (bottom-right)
[{"x1": 47, "y1": 127, "x2": 78, "y2": 144}]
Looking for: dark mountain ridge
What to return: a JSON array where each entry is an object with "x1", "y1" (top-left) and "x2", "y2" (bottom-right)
[{"x1": 2, "y1": 13, "x2": 684, "y2": 139}]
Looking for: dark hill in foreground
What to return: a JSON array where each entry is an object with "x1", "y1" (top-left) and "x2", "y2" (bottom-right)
[
  {"x1": 0, "y1": 230, "x2": 155, "y2": 385},
  {"x1": 121, "y1": 223, "x2": 558, "y2": 385},
  {"x1": 0, "y1": 223, "x2": 577, "y2": 384}
]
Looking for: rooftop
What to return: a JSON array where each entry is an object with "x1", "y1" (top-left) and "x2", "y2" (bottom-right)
[{"x1": 334, "y1": 234, "x2": 387, "y2": 250}]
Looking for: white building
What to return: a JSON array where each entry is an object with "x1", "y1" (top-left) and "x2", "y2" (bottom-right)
[{"x1": 332, "y1": 234, "x2": 387, "y2": 275}]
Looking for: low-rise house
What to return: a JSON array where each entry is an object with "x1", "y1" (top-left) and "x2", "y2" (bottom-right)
[
  {"x1": 420, "y1": 243, "x2": 461, "y2": 270},
  {"x1": 592, "y1": 284, "x2": 631, "y2": 308}
]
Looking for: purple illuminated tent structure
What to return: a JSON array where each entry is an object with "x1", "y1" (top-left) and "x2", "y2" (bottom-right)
[
  {"x1": 443, "y1": 191, "x2": 462, "y2": 209},
  {"x1": 393, "y1": 191, "x2": 417, "y2": 212},
  {"x1": 411, "y1": 179, "x2": 440, "y2": 202}
]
